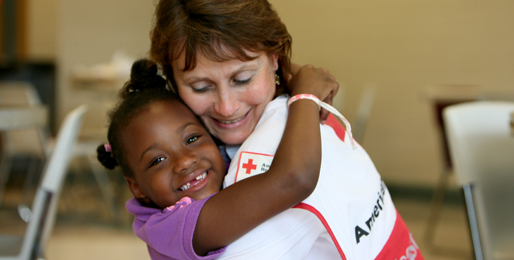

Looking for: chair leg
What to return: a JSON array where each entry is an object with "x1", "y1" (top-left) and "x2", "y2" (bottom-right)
[
  {"x1": 463, "y1": 184, "x2": 484, "y2": 260},
  {"x1": 424, "y1": 167, "x2": 451, "y2": 244},
  {"x1": 18, "y1": 156, "x2": 43, "y2": 221},
  {"x1": 0, "y1": 155, "x2": 13, "y2": 206},
  {"x1": 88, "y1": 156, "x2": 120, "y2": 218}
]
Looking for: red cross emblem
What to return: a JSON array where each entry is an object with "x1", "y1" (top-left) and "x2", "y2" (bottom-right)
[{"x1": 242, "y1": 158, "x2": 257, "y2": 174}]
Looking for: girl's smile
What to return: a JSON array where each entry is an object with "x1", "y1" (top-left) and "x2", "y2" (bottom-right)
[{"x1": 178, "y1": 170, "x2": 209, "y2": 192}]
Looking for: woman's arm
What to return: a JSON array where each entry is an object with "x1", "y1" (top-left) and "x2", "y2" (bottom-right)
[{"x1": 193, "y1": 66, "x2": 338, "y2": 255}]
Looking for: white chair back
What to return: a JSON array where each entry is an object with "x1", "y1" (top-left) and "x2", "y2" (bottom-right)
[
  {"x1": 39, "y1": 105, "x2": 88, "y2": 250},
  {"x1": 444, "y1": 101, "x2": 514, "y2": 260},
  {"x1": 0, "y1": 105, "x2": 87, "y2": 260}
]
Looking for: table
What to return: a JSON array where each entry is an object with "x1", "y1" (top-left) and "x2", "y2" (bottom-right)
[
  {"x1": 511, "y1": 112, "x2": 514, "y2": 136},
  {"x1": 0, "y1": 106, "x2": 48, "y2": 130}
]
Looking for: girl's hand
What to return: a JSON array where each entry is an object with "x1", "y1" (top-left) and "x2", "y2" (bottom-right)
[{"x1": 288, "y1": 65, "x2": 339, "y2": 124}]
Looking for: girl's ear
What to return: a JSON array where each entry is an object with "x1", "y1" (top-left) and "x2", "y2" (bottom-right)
[{"x1": 125, "y1": 176, "x2": 150, "y2": 203}]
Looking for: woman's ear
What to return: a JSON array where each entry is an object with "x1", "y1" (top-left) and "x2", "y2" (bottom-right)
[
  {"x1": 125, "y1": 176, "x2": 150, "y2": 203},
  {"x1": 270, "y1": 53, "x2": 279, "y2": 72}
]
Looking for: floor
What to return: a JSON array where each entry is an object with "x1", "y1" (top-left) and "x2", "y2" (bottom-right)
[{"x1": 0, "y1": 161, "x2": 474, "y2": 260}]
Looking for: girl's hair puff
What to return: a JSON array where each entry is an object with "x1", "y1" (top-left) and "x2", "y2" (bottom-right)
[{"x1": 96, "y1": 59, "x2": 179, "y2": 178}]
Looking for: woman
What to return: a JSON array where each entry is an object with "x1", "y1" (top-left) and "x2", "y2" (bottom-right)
[
  {"x1": 149, "y1": 0, "x2": 423, "y2": 259},
  {"x1": 150, "y1": 0, "x2": 337, "y2": 143}
]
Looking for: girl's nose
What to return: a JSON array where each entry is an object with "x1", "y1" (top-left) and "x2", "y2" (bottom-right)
[{"x1": 173, "y1": 151, "x2": 197, "y2": 175}]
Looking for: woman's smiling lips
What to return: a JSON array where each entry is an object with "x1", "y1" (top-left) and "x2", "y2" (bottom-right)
[{"x1": 210, "y1": 110, "x2": 251, "y2": 129}]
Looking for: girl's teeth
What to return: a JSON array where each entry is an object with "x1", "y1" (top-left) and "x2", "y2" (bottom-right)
[
  {"x1": 179, "y1": 183, "x2": 191, "y2": 191},
  {"x1": 180, "y1": 172, "x2": 208, "y2": 191},
  {"x1": 196, "y1": 172, "x2": 207, "y2": 180}
]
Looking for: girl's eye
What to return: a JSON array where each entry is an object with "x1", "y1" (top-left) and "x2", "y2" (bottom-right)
[
  {"x1": 187, "y1": 135, "x2": 199, "y2": 145},
  {"x1": 149, "y1": 157, "x2": 165, "y2": 168}
]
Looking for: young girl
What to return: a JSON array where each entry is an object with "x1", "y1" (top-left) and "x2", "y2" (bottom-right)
[{"x1": 97, "y1": 59, "x2": 332, "y2": 259}]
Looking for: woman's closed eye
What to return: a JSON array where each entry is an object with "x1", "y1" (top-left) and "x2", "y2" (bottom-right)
[
  {"x1": 191, "y1": 85, "x2": 212, "y2": 93},
  {"x1": 233, "y1": 77, "x2": 252, "y2": 85},
  {"x1": 189, "y1": 81, "x2": 214, "y2": 93}
]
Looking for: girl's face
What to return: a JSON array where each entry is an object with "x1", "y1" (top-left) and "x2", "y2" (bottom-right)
[
  {"x1": 121, "y1": 100, "x2": 226, "y2": 209},
  {"x1": 172, "y1": 51, "x2": 279, "y2": 145}
]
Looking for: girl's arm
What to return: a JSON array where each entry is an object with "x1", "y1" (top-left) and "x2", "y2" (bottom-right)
[
  {"x1": 289, "y1": 64, "x2": 338, "y2": 124},
  {"x1": 290, "y1": 62, "x2": 302, "y2": 75},
  {"x1": 193, "y1": 65, "x2": 339, "y2": 255}
]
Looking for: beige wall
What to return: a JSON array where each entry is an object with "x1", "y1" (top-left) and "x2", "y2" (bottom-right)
[
  {"x1": 26, "y1": 0, "x2": 58, "y2": 61},
  {"x1": 270, "y1": 0, "x2": 514, "y2": 188},
  {"x1": 26, "y1": 0, "x2": 514, "y2": 187},
  {"x1": 55, "y1": 0, "x2": 154, "y2": 139}
]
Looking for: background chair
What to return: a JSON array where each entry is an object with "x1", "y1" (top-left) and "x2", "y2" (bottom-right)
[
  {"x1": 443, "y1": 101, "x2": 514, "y2": 260},
  {"x1": 0, "y1": 105, "x2": 87, "y2": 260},
  {"x1": 0, "y1": 81, "x2": 119, "y2": 219},
  {"x1": 0, "y1": 82, "x2": 50, "y2": 209},
  {"x1": 423, "y1": 84, "x2": 481, "y2": 244}
]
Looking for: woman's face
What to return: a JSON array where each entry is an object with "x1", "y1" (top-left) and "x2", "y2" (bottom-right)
[{"x1": 172, "y1": 51, "x2": 279, "y2": 145}]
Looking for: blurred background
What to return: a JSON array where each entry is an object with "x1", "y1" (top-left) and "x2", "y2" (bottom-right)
[{"x1": 1, "y1": 0, "x2": 514, "y2": 259}]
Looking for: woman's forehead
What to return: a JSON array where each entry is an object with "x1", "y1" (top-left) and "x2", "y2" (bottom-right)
[
  {"x1": 172, "y1": 51, "x2": 267, "y2": 82},
  {"x1": 173, "y1": 42, "x2": 263, "y2": 71}
]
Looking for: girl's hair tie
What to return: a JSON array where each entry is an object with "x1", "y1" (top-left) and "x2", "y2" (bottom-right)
[{"x1": 104, "y1": 143, "x2": 112, "y2": 152}]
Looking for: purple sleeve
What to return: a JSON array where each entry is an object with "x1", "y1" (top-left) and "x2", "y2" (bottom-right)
[{"x1": 126, "y1": 195, "x2": 226, "y2": 260}]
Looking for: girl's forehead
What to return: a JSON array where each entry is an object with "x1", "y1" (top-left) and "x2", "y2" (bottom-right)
[
  {"x1": 129, "y1": 100, "x2": 195, "y2": 129},
  {"x1": 151, "y1": 100, "x2": 196, "y2": 120},
  {"x1": 122, "y1": 100, "x2": 200, "y2": 149}
]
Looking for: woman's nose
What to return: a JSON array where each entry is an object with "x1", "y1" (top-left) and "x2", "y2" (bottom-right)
[
  {"x1": 214, "y1": 89, "x2": 240, "y2": 117},
  {"x1": 173, "y1": 151, "x2": 197, "y2": 175}
]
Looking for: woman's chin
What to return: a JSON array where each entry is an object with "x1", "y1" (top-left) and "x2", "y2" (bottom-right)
[
  {"x1": 205, "y1": 119, "x2": 254, "y2": 145},
  {"x1": 221, "y1": 134, "x2": 248, "y2": 145},
  {"x1": 215, "y1": 130, "x2": 251, "y2": 145}
]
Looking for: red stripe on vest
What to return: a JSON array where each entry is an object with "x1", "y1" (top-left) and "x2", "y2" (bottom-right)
[
  {"x1": 325, "y1": 113, "x2": 346, "y2": 142},
  {"x1": 375, "y1": 211, "x2": 424, "y2": 260},
  {"x1": 293, "y1": 202, "x2": 347, "y2": 260}
]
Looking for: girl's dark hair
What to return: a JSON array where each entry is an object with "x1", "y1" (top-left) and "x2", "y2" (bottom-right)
[
  {"x1": 96, "y1": 59, "x2": 179, "y2": 178},
  {"x1": 150, "y1": 0, "x2": 291, "y2": 94}
]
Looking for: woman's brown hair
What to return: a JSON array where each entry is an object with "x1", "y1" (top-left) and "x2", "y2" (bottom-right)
[{"x1": 150, "y1": 0, "x2": 292, "y2": 92}]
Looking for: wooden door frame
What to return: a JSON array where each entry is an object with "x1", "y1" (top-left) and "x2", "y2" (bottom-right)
[{"x1": 1, "y1": 0, "x2": 27, "y2": 62}]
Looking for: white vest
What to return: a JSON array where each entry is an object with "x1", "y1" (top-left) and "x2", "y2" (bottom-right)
[{"x1": 220, "y1": 96, "x2": 422, "y2": 260}]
